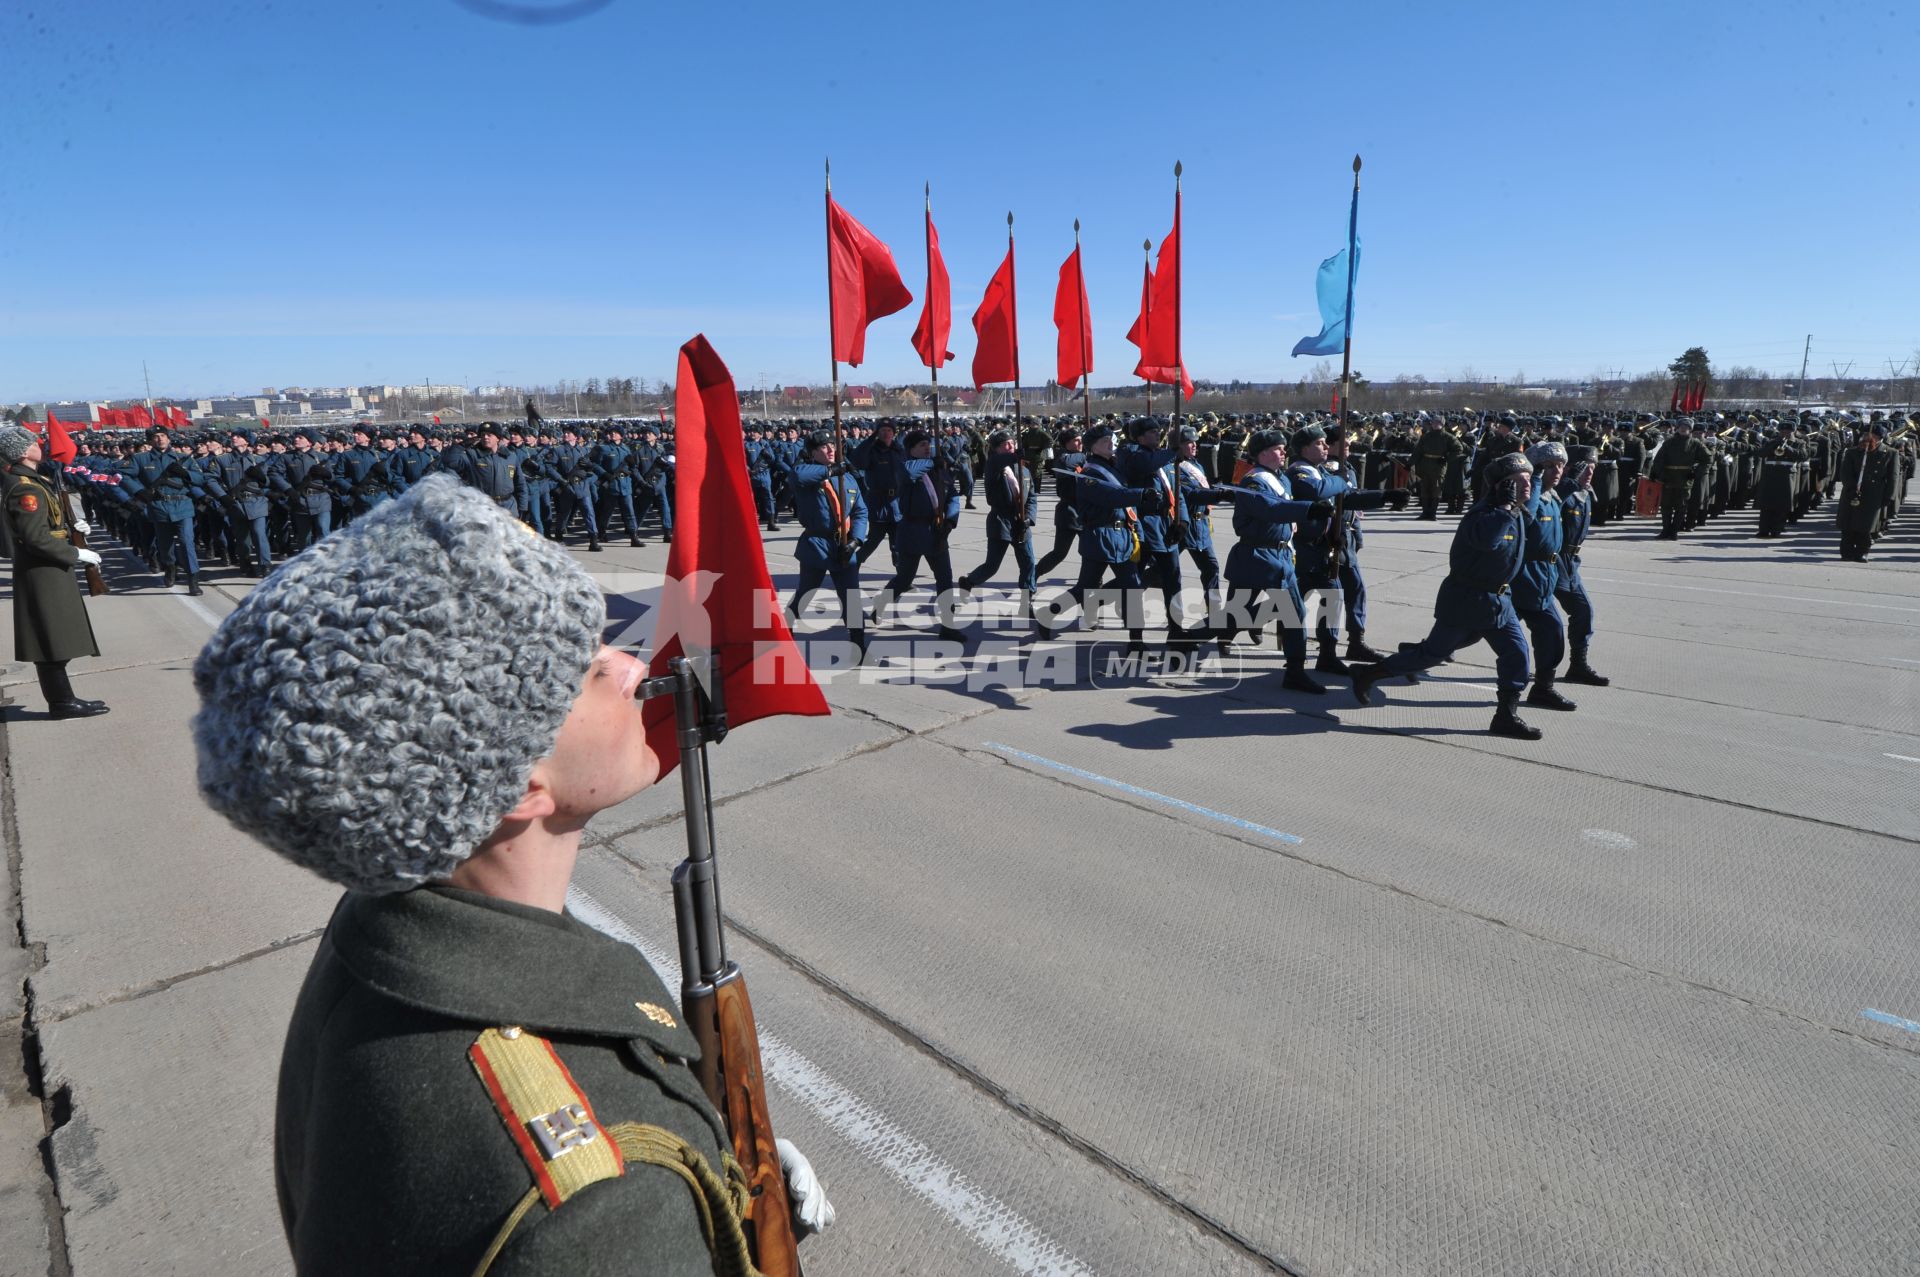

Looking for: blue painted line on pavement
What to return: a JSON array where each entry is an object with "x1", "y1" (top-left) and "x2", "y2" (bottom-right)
[
  {"x1": 982, "y1": 742, "x2": 1303, "y2": 845},
  {"x1": 1861, "y1": 1008, "x2": 1920, "y2": 1036}
]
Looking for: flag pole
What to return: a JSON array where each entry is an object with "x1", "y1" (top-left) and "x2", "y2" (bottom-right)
[
  {"x1": 1171, "y1": 160, "x2": 1182, "y2": 435},
  {"x1": 1078, "y1": 218, "x2": 1092, "y2": 436},
  {"x1": 1339, "y1": 155, "x2": 1361, "y2": 436},
  {"x1": 825, "y1": 157, "x2": 848, "y2": 540},
  {"x1": 1141, "y1": 238, "x2": 1153, "y2": 416},
  {"x1": 1008, "y1": 211, "x2": 1020, "y2": 429},
  {"x1": 926, "y1": 182, "x2": 940, "y2": 440}
]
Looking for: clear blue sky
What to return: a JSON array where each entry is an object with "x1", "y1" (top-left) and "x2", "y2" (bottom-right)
[{"x1": 3, "y1": 0, "x2": 1915, "y2": 403}]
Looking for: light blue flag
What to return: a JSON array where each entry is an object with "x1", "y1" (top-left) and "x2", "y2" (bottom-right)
[{"x1": 1291, "y1": 239, "x2": 1361, "y2": 358}]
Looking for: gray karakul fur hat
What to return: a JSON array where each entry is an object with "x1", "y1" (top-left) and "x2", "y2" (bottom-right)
[{"x1": 192, "y1": 474, "x2": 604, "y2": 893}]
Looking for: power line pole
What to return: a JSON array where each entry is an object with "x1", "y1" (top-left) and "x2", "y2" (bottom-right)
[{"x1": 1796, "y1": 335, "x2": 1811, "y2": 411}]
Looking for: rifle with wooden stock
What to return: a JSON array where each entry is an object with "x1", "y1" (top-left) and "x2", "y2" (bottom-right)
[
  {"x1": 639, "y1": 654, "x2": 802, "y2": 1276},
  {"x1": 55, "y1": 477, "x2": 106, "y2": 596}
]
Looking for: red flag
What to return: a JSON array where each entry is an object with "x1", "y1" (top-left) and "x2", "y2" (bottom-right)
[
  {"x1": 970, "y1": 246, "x2": 1019, "y2": 390},
  {"x1": 131, "y1": 405, "x2": 154, "y2": 429},
  {"x1": 43, "y1": 412, "x2": 77, "y2": 465},
  {"x1": 642, "y1": 335, "x2": 829, "y2": 779},
  {"x1": 1669, "y1": 385, "x2": 1681, "y2": 412},
  {"x1": 1125, "y1": 259, "x2": 1151, "y2": 360},
  {"x1": 170, "y1": 406, "x2": 191, "y2": 427},
  {"x1": 1053, "y1": 244, "x2": 1092, "y2": 388},
  {"x1": 910, "y1": 204, "x2": 953, "y2": 369},
  {"x1": 1135, "y1": 193, "x2": 1193, "y2": 397},
  {"x1": 827, "y1": 196, "x2": 913, "y2": 367},
  {"x1": 261, "y1": 417, "x2": 271, "y2": 429}
]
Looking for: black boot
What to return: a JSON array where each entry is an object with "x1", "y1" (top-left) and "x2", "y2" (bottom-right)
[
  {"x1": 1526, "y1": 679, "x2": 1577, "y2": 711},
  {"x1": 630, "y1": 535, "x2": 644, "y2": 547},
  {"x1": 49, "y1": 699, "x2": 111, "y2": 720},
  {"x1": 1281, "y1": 663, "x2": 1327, "y2": 694},
  {"x1": 1490, "y1": 690, "x2": 1543, "y2": 740},
  {"x1": 1562, "y1": 647, "x2": 1610, "y2": 686},
  {"x1": 1313, "y1": 634, "x2": 1349, "y2": 676},
  {"x1": 163, "y1": 563, "x2": 177, "y2": 587},
  {"x1": 1345, "y1": 629, "x2": 1388, "y2": 664},
  {"x1": 1348, "y1": 662, "x2": 1381, "y2": 705},
  {"x1": 187, "y1": 576, "x2": 204, "y2": 597}
]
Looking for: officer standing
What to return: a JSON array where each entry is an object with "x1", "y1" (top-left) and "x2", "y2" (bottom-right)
[
  {"x1": 785, "y1": 430, "x2": 869, "y2": 656},
  {"x1": 1837, "y1": 423, "x2": 1898, "y2": 561},
  {"x1": 0, "y1": 427, "x2": 108, "y2": 718},
  {"x1": 1412, "y1": 418, "x2": 1462, "y2": 520},
  {"x1": 1350, "y1": 452, "x2": 1543, "y2": 739},
  {"x1": 191, "y1": 475, "x2": 832, "y2": 1275},
  {"x1": 1649, "y1": 417, "x2": 1709, "y2": 539}
]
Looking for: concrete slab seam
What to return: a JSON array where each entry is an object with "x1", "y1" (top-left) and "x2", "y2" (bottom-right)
[
  {"x1": 35, "y1": 928, "x2": 325, "y2": 1026},
  {"x1": 946, "y1": 737, "x2": 1920, "y2": 1062},
  {"x1": 564, "y1": 888, "x2": 1109, "y2": 1277}
]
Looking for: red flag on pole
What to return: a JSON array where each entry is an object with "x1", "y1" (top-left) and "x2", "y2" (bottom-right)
[
  {"x1": 970, "y1": 246, "x2": 1020, "y2": 390},
  {"x1": 910, "y1": 203, "x2": 953, "y2": 369},
  {"x1": 1125, "y1": 259, "x2": 1151, "y2": 364},
  {"x1": 642, "y1": 335, "x2": 829, "y2": 779},
  {"x1": 170, "y1": 406, "x2": 191, "y2": 428},
  {"x1": 1053, "y1": 244, "x2": 1092, "y2": 388},
  {"x1": 1135, "y1": 194, "x2": 1193, "y2": 396},
  {"x1": 132, "y1": 405, "x2": 154, "y2": 429},
  {"x1": 42, "y1": 411, "x2": 77, "y2": 465},
  {"x1": 827, "y1": 196, "x2": 913, "y2": 367},
  {"x1": 1669, "y1": 385, "x2": 1681, "y2": 412}
]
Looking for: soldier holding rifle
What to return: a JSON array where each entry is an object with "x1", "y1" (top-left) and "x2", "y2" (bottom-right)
[{"x1": 193, "y1": 476, "x2": 832, "y2": 1275}]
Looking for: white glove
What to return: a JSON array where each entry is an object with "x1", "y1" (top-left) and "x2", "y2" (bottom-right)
[
  {"x1": 75, "y1": 548, "x2": 102, "y2": 567},
  {"x1": 71, "y1": 519, "x2": 92, "y2": 537},
  {"x1": 775, "y1": 1137, "x2": 836, "y2": 1237}
]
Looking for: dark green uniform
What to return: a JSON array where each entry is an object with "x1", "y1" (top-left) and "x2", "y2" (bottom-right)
[
  {"x1": 3, "y1": 463, "x2": 100, "y2": 665},
  {"x1": 277, "y1": 886, "x2": 754, "y2": 1275},
  {"x1": 1649, "y1": 433, "x2": 1708, "y2": 538},
  {"x1": 1412, "y1": 427, "x2": 1463, "y2": 520}
]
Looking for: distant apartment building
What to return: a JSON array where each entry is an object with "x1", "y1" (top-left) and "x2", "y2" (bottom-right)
[{"x1": 208, "y1": 397, "x2": 272, "y2": 418}]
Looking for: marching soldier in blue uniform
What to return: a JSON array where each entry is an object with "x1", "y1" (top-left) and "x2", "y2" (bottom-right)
[
  {"x1": 1512, "y1": 442, "x2": 1576, "y2": 713},
  {"x1": 1216, "y1": 428, "x2": 1333, "y2": 692},
  {"x1": 1071, "y1": 424, "x2": 1175, "y2": 657},
  {"x1": 1554, "y1": 444, "x2": 1609, "y2": 687},
  {"x1": 871, "y1": 429, "x2": 964, "y2": 643},
  {"x1": 851, "y1": 421, "x2": 905, "y2": 568},
  {"x1": 207, "y1": 430, "x2": 274, "y2": 575},
  {"x1": 785, "y1": 430, "x2": 870, "y2": 656},
  {"x1": 1119, "y1": 419, "x2": 1196, "y2": 652},
  {"x1": 547, "y1": 427, "x2": 604, "y2": 551},
  {"x1": 269, "y1": 429, "x2": 338, "y2": 551},
  {"x1": 455, "y1": 424, "x2": 523, "y2": 513},
  {"x1": 744, "y1": 429, "x2": 779, "y2": 531},
  {"x1": 1173, "y1": 426, "x2": 1224, "y2": 624},
  {"x1": 592, "y1": 425, "x2": 643, "y2": 547},
  {"x1": 393, "y1": 427, "x2": 437, "y2": 491},
  {"x1": 1350, "y1": 452, "x2": 1543, "y2": 739},
  {"x1": 1285, "y1": 424, "x2": 1410, "y2": 675},
  {"x1": 632, "y1": 426, "x2": 673, "y2": 544},
  {"x1": 1033, "y1": 424, "x2": 1086, "y2": 579},
  {"x1": 957, "y1": 429, "x2": 1042, "y2": 634},
  {"x1": 336, "y1": 425, "x2": 394, "y2": 521},
  {"x1": 127, "y1": 427, "x2": 208, "y2": 594}
]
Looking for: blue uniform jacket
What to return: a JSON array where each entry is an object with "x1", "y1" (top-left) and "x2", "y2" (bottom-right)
[
  {"x1": 270, "y1": 453, "x2": 338, "y2": 515},
  {"x1": 1512, "y1": 489, "x2": 1563, "y2": 612},
  {"x1": 981, "y1": 453, "x2": 1039, "y2": 541},
  {"x1": 1118, "y1": 444, "x2": 1182, "y2": 553},
  {"x1": 127, "y1": 449, "x2": 206, "y2": 520},
  {"x1": 1073, "y1": 455, "x2": 1151, "y2": 565},
  {"x1": 593, "y1": 443, "x2": 633, "y2": 495},
  {"x1": 1434, "y1": 502, "x2": 1526, "y2": 630},
  {"x1": 849, "y1": 437, "x2": 905, "y2": 524},
  {"x1": 1223, "y1": 466, "x2": 1318, "y2": 591},
  {"x1": 1555, "y1": 478, "x2": 1592, "y2": 580},
  {"x1": 790, "y1": 463, "x2": 869, "y2": 565},
  {"x1": 1173, "y1": 457, "x2": 1219, "y2": 552},
  {"x1": 1285, "y1": 461, "x2": 1393, "y2": 583},
  {"x1": 895, "y1": 457, "x2": 960, "y2": 552}
]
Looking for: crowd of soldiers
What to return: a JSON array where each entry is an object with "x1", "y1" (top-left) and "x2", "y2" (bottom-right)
[
  {"x1": 57, "y1": 414, "x2": 680, "y2": 593},
  {"x1": 41, "y1": 401, "x2": 1912, "y2": 737}
]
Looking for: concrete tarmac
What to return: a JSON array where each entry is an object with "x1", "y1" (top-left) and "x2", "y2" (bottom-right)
[{"x1": 2, "y1": 477, "x2": 1915, "y2": 1276}]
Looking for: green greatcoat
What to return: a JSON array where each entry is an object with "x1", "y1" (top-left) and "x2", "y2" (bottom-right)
[
  {"x1": 276, "y1": 886, "x2": 747, "y2": 1275},
  {"x1": 3, "y1": 463, "x2": 100, "y2": 664}
]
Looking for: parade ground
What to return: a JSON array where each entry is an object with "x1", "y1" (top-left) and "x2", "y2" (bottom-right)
[{"x1": 3, "y1": 491, "x2": 1916, "y2": 1277}]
